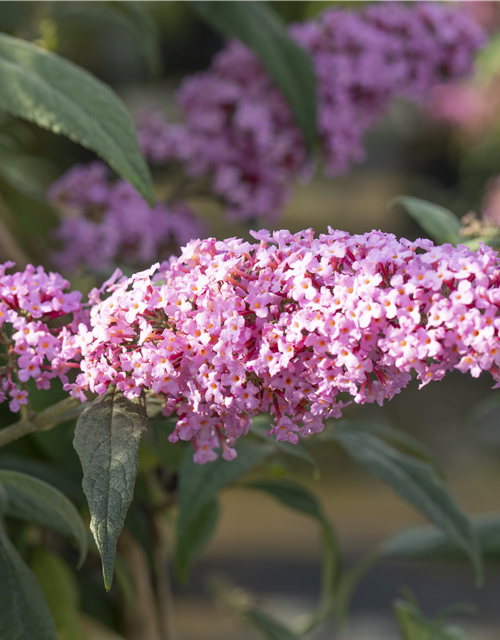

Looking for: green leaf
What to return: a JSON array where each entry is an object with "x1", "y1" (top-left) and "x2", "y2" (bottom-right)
[
  {"x1": 0, "y1": 32, "x2": 154, "y2": 204},
  {"x1": 394, "y1": 599, "x2": 468, "y2": 640},
  {"x1": 177, "y1": 437, "x2": 273, "y2": 538},
  {"x1": 0, "y1": 470, "x2": 88, "y2": 567},
  {"x1": 333, "y1": 428, "x2": 482, "y2": 583},
  {"x1": 175, "y1": 499, "x2": 219, "y2": 584},
  {"x1": 461, "y1": 236, "x2": 500, "y2": 251},
  {"x1": 245, "y1": 609, "x2": 303, "y2": 640},
  {"x1": 326, "y1": 421, "x2": 441, "y2": 475},
  {"x1": 188, "y1": 0, "x2": 317, "y2": 152},
  {"x1": 30, "y1": 548, "x2": 86, "y2": 640},
  {"x1": 0, "y1": 526, "x2": 59, "y2": 640},
  {"x1": 391, "y1": 197, "x2": 461, "y2": 245},
  {"x1": 73, "y1": 387, "x2": 148, "y2": 590},
  {"x1": 382, "y1": 513, "x2": 500, "y2": 563},
  {"x1": 246, "y1": 478, "x2": 322, "y2": 519},
  {"x1": 245, "y1": 479, "x2": 340, "y2": 633}
]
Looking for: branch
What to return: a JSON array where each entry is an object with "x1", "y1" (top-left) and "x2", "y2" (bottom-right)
[{"x1": 0, "y1": 396, "x2": 84, "y2": 448}]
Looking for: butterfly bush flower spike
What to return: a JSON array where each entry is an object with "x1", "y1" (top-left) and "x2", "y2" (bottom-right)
[{"x1": 67, "y1": 228, "x2": 500, "y2": 463}]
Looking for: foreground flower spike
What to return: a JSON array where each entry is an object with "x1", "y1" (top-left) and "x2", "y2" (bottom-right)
[
  {"x1": 138, "y1": 2, "x2": 484, "y2": 223},
  {"x1": 67, "y1": 228, "x2": 500, "y2": 463},
  {"x1": 0, "y1": 262, "x2": 82, "y2": 412}
]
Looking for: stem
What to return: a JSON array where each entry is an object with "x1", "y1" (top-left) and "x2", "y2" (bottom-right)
[
  {"x1": 0, "y1": 396, "x2": 84, "y2": 448},
  {"x1": 334, "y1": 551, "x2": 380, "y2": 628}
]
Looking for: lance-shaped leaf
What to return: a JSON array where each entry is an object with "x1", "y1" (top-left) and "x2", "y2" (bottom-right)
[
  {"x1": 322, "y1": 420, "x2": 441, "y2": 476},
  {"x1": 0, "y1": 526, "x2": 59, "y2": 640},
  {"x1": 0, "y1": 470, "x2": 87, "y2": 567},
  {"x1": 31, "y1": 548, "x2": 87, "y2": 640},
  {"x1": 74, "y1": 387, "x2": 148, "y2": 590},
  {"x1": 0, "y1": 32, "x2": 154, "y2": 204},
  {"x1": 382, "y1": 513, "x2": 500, "y2": 563},
  {"x1": 189, "y1": 1, "x2": 317, "y2": 152},
  {"x1": 177, "y1": 437, "x2": 273, "y2": 539},
  {"x1": 333, "y1": 428, "x2": 482, "y2": 583},
  {"x1": 175, "y1": 499, "x2": 219, "y2": 584},
  {"x1": 391, "y1": 196, "x2": 461, "y2": 246}
]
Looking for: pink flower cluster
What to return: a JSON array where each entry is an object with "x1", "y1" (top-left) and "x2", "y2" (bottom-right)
[
  {"x1": 66, "y1": 227, "x2": 500, "y2": 463},
  {"x1": 138, "y1": 2, "x2": 484, "y2": 223},
  {"x1": 48, "y1": 162, "x2": 207, "y2": 272},
  {"x1": 0, "y1": 262, "x2": 82, "y2": 413}
]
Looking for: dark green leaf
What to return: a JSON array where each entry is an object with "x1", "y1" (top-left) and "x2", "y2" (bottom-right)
[
  {"x1": 0, "y1": 470, "x2": 88, "y2": 567},
  {"x1": 391, "y1": 197, "x2": 461, "y2": 245},
  {"x1": 175, "y1": 499, "x2": 219, "y2": 584},
  {"x1": 245, "y1": 609, "x2": 303, "y2": 640},
  {"x1": 177, "y1": 437, "x2": 273, "y2": 537},
  {"x1": 0, "y1": 526, "x2": 59, "y2": 640},
  {"x1": 382, "y1": 513, "x2": 500, "y2": 563},
  {"x1": 189, "y1": 1, "x2": 317, "y2": 152},
  {"x1": 0, "y1": 32, "x2": 154, "y2": 204},
  {"x1": 30, "y1": 548, "x2": 86, "y2": 640},
  {"x1": 334, "y1": 428, "x2": 482, "y2": 583},
  {"x1": 0, "y1": 454, "x2": 83, "y2": 504},
  {"x1": 326, "y1": 421, "x2": 440, "y2": 474},
  {"x1": 73, "y1": 387, "x2": 148, "y2": 590},
  {"x1": 246, "y1": 478, "x2": 322, "y2": 519}
]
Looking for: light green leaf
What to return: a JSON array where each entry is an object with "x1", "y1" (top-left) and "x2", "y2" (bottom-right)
[
  {"x1": 391, "y1": 196, "x2": 461, "y2": 245},
  {"x1": 246, "y1": 479, "x2": 340, "y2": 633},
  {"x1": 245, "y1": 609, "x2": 303, "y2": 640},
  {"x1": 188, "y1": 0, "x2": 317, "y2": 152},
  {"x1": 0, "y1": 469, "x2": 87, "y2": 567},
  {"x1": 382, "y1": 513, "x2": 500, "y2": 563},
  {"x1": 0, "y1": 32, "x2": 154, "y2": 204},
  {"x1": 177, "y1": 437, "x2": 273, "y2": 538},
  {"x1": 74, "y1": 387, "x2": 148, "y2": 590},
  {"x1": 30, "y1": 548, "x2": 86, "y2": 640},
  {"x1": 333, "y1": 428, "x2": 482, "y2": 583},
  {"x1": 0, "y1": 526, "x2": 59, "y2": 640},
  {"x1": 175, "y1": 499, "x2": 219, "y2": 584},
  {"x1": 461, "y1": 236, "x2": 500, "y2": 251}
]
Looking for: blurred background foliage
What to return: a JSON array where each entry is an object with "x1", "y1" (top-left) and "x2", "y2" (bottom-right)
[{"x1": 3, "y1": 2, "x2": 500, "y2": 639}]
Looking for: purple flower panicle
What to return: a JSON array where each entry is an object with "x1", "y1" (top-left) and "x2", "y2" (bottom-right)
[{"x1": 66, "y1": 228, "x2": 500, "y2": 463}]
